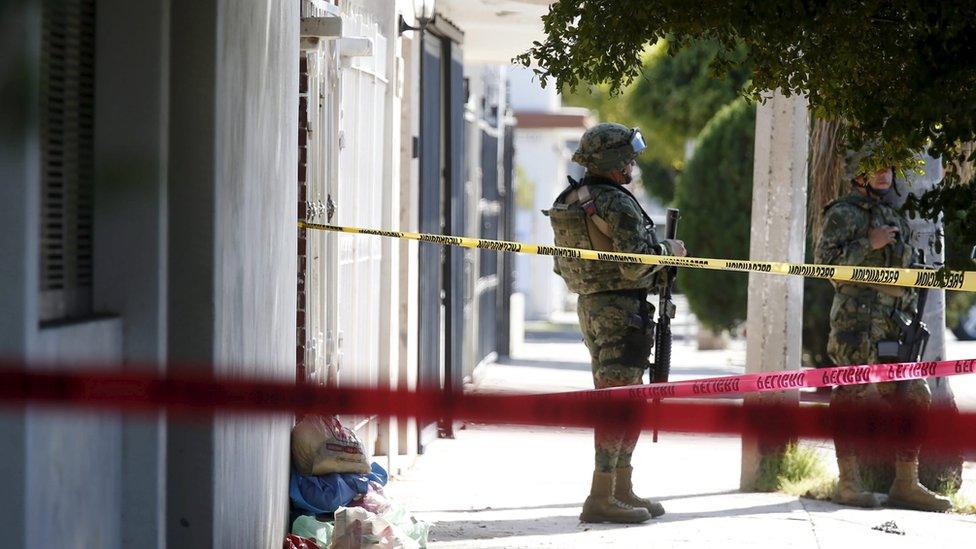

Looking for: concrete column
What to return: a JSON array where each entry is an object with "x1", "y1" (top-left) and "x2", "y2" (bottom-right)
[
  {"x1": 377, "y1": 13, "x2": 403, "y2": 470},
  {"x1": 168, "y1": 1, "x2": 297, "y2": 546},
  {"x1": 740, "y1": 91, "x2": 809, "y2": 490},
  {"x1": 396, "y1": 31, "x2": 420, "y2": 469}
]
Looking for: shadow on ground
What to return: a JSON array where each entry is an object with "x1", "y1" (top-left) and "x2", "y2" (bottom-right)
[
  {"x1": 525, "y1": 330, "x2": 697, "y2": 343},
  {"x1": 497, "y1": 357, "x2": 591, "y2": 372},
  {"x1": 429, "y1": 515, "x2": 644, "y2": 542},
  {"x1": 427, "y1": 499, "x2": 801, "y2": 542},
  {"x1": 496, "y1": 357, "x2": 741, "y2": 379},
  {"x1": 421, "y1": 489, "x2": 743, "y2": 514}
]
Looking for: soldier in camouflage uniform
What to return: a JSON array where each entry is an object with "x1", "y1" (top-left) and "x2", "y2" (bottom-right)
[
  {"x1": 815, "y1": 145, "x2": 951, "y2": 512},
  {"x1": 546, "y1": 123, "x2": 686, "y2": 523}
]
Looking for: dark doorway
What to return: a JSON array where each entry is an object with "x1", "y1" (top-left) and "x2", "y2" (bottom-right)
[{"x1": 417, "y1": 25, "x2": 466, "y2": 450}]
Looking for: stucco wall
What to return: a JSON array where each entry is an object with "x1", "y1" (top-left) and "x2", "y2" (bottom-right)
[
  {"x1": 93, "y1": 1, "x2": 170, "y2": 546},
  {"x1": 514, "y1": 130, "x2": 568, "y2": 320},
  {"x1": 3, "y1": 1, "x2": 298, "y2": 546},
  {"x1": 167, "y1": 1, "x2": 297, "y2": 546},
  {"x1": 213, "y1": 1, "x2": 297, "y2": 546},
  {"x1": 1, "y1": 3, "x2": 133, "y2": 547},
  {"x1": 28, "y1": 320, "x2": 124, "y2": 549}
]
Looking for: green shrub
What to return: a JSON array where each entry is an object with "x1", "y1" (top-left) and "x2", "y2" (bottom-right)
[
  {"x1": 636, "y1": 156, "x2": 677, "y2": 205},
  {"x1": 674, "y1": 99, "x2": 755, "y2": 332},
  {"x1": 630, "y1": 39, "x2": 752, "y2": 146}
]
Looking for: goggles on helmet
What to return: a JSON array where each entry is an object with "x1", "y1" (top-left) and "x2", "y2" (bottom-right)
[{"x1": 630, "y1": 128, "x2": 646, "y2": 155}]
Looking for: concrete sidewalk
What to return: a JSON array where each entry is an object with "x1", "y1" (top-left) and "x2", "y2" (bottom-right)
[{"x1": 385, "y1": 323, "x2": 976, "y2": 548}]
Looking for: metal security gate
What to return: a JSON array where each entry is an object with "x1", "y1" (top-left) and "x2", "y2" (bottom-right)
[
  {"x1": 301, "y1": 5, "x2": 388, "y2": 456},
  {"x1": 417, "y1": 32, "x2": 445, "y2": 450},
  {"x1": 302, "y1": 30, "x2": 339, "y2": 390},
  {"x1": 440, "y1": 40, "x2": 466, "y2": 438},
  {"x1": 473, "y1": 80, "x2": 516, "y2": 365},
  {"x1": 476, "y1": 129, "x2": 501, "y2": 365},
  {"x1": 417, "y1": 27, "x2": 465, "y2": 449},
  {"x1": 335, "y1": 13, "x2": 388, "y2": 450},
  {"x1": 496, "y1": 124, "x2": 516, "y2": 357}
]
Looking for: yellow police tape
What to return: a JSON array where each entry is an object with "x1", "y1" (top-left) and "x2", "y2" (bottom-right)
[{"x1": 298, "y1": 221, "x2": 976, "y2": 293}]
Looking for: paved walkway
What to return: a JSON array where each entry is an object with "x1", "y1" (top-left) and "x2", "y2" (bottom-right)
[{"x1": 385, "y1": 316, "x2": 976, "y2": 548}]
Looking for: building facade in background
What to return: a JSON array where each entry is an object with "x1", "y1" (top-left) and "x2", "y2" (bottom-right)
[
  {"x1": 508, "y1": 65, "x2": 592, "y2": 320},
  {"x1": 0, "y1": 0, "x2": 545, "y2": 546}
]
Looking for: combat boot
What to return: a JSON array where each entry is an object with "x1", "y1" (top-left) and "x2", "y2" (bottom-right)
[
  {"x1": 887, "y1": 460, "x2": 952, "y2": 512},
  {"x1": 834, "y1": 457, "x2": 880, "y2": 508},
  {"x1": 613, "y1": 466, "x2": 665, "y2": 518},
  {"x1": 579, "y1": 471, "x2": 652, "y2": 524}
]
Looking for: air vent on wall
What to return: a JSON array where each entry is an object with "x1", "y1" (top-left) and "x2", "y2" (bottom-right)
[{"x1": 38, "y1": 0, "x2": 96, "y2": 322}]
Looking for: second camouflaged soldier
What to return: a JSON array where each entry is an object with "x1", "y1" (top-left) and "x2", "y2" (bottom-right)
[
  {"x1": 546, "y1": 123, "x2": 687, "y2": 524},
  {"x1": 815, "y1": 146, "x2": 951, "y2": 512}
]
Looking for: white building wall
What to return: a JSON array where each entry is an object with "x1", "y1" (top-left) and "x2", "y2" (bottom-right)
[
  {"x1": 509, "y1": 66, "x2": 581, "y2": 320},
  {"x1": 302, "y1": 0, "x2": 414, "y2": 471},
  {"x1": 0, "y1": 4, "x2": 37, "y2": 546},
  {"x1": 210, "y1": 3, "x2": 298, "y2": 547},
  {"x1": 508, "y1": 63, "x2": 559, "y2": 112},
  {"x1": 92, "y1": 1, "x2": 170, "y2": 545},
  {"x1": 513, "y1": 130, "x2": 572, "y2": 320},
  {"x1": 167, "y1": 1, "x2": 297, "y2": 546},
  {"x1": 332, "y1": 10, "x2": 388, "y2": 454},
  {"x1": 1, "y1": 1, "x2": 171, "y2": 546},
  {"x1": 27, "y1": 321, "x2": 124, "y2": 549},
  {"x1": 396, "y1": 27, "x2": 421, "y2": 470},
  {"x1": 376, "y1": 1, "x2": 406, "y2": 474}
]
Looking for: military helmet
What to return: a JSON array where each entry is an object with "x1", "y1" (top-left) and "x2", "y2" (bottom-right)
[
  {"x1": 841, "y1": 140, "x2": 880, "y2": 181},
  {"x1": 572, "y1": 122, "x2": 647, "y2": 173}
]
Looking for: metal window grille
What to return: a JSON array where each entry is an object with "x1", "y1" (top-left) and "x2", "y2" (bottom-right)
[{"x1": 39, "y1": 0, "x2": 96, "y2": 322}]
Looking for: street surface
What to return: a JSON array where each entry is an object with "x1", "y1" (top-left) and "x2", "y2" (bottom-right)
[{"x1": 386, "y1": 301, "x2": 976, "y2": 547}]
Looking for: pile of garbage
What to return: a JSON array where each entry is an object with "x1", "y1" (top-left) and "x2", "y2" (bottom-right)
[{"x1": 284, "y1": 415, "x2": 431, "y2": 549}]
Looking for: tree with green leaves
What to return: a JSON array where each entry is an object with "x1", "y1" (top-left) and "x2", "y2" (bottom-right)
[
  {"x1": 516, "y1": 1, "x2": 976, "y2": 244},
  {"x1": 630, "y1": 40, "x2": 751, "y2": 152},
  {"x1": 561, "y1": 39, "x2": 752, "y2": 205},
  {"x1": 675, "y1": 99, "x2": 756, "y2": 332},
  {"x1": 631, "y1": 39, "x2": 751, "y2": 204}
]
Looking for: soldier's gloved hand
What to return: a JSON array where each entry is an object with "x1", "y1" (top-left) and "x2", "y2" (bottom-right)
[
  {"x1": 868, "y1": 225, "x2": 898, "y2": 250},
  {"x1": 664, "y1": 239, "x2": 687, "y2": 257}
]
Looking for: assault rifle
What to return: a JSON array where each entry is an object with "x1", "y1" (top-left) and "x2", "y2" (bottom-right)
[
  {"x1": 877, "y1": 252, "x2": 931, "y2": 397},
  {"x1": 651, "y1": 208, "x2": 679, "y2": 443}
]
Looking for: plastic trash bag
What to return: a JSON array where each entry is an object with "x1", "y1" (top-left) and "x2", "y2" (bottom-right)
[
  {"x1": 330, "y1": 503, "x2": 430, "y2": 549},
  {"x1": 331, "y1": 507, "x2": 419, "y2": 549},
  {"x1": 291, "y1": 463, "x2": 390, "y2": 515},
  {"x1": 292, "y1": 415, "x2": 370, "y2": 475},
  {"x1": 292, "y1": 515, "x2": 334, "y2": 548},
  {"x1": 378, "y1": 502, "x2": 430, "y2": 548},
  {"x1": 284, "y1": 533, "x2": 321, "y2": 549}
]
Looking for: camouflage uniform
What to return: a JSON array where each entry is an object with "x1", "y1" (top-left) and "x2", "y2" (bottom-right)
[
  {"x1": 552, "y1": 123, "x2": 671, "y2": 523},
  {"x1": 550, "y1": 177, "x2": 670, "y2": 473},
  {"x1": 815, "y1": 190, "x2": 929, "y2": 461}
]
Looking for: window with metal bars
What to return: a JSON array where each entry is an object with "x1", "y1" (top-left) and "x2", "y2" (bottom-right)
[{"x1": 39, "y1": 0, "x2": 96, "y2": 323}]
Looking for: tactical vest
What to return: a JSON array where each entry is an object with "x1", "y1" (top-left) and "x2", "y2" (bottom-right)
[
  {"x1": 544, "y1": 177, "x2": 660, "y2": 295},
  {"x1": 823, "y1": 192, "x2": 913, "y2": 301}
]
